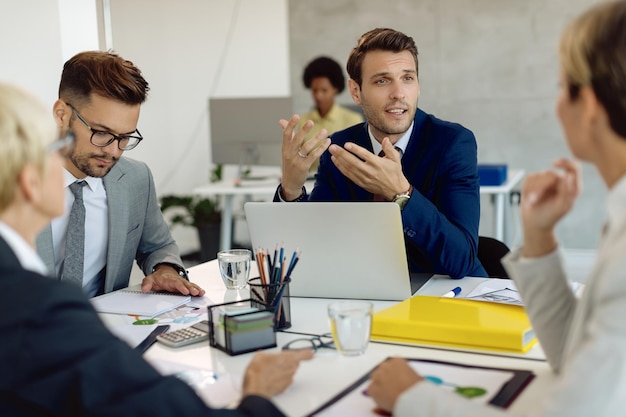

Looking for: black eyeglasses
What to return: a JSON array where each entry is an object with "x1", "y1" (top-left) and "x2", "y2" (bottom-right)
[
  {"x1": 66, "y1": 102, "x2": 143, "y2": 151},
  {"x1": 282, "y1": 333, "x2": 335, "y2": 352},
  {"x1": 46, "y1": 132, "x2": 76, "y2": 157}
]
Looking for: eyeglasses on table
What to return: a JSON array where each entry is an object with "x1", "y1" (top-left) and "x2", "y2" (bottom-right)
[{"x1": 282, "y1": 333, "x2": 335, "y2": 352}]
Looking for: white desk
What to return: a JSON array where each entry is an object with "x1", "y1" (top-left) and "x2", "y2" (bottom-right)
[
  {"x1": 131, "y1": 261, "x2": 551, "y2": 416},
  {"x1": 193, "y1": 170, "x2": 524, "y2": 252}
]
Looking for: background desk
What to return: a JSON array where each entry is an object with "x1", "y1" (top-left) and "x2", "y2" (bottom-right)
[
  {"x1": 193, "y1": 169, "x2": 525, "y2": 252},
  {"x1": 193, "y1": 177, "x2": 309, "y2": 252},
  {"x1": 117, "y1": 261, "x2": 553, "y2": 416},
  {"x1": 480, "y1": 169, "x2": 525, "y2": 246}
]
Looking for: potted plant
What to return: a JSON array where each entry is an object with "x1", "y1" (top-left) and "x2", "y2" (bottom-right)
[{"x1": 160, "y1": 165, "x2": 223, "y2": 262}]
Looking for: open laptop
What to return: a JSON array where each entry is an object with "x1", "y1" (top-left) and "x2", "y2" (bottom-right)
[{"x1": 244, "y1": 202, "x2": 428, "y2": 301}]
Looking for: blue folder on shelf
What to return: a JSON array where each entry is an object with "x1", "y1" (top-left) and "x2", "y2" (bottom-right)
[{"x1": 478, "y1": 164, "x2": 508, "y2": 186}]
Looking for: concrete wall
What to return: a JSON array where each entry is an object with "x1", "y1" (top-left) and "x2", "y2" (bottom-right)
[{"x1": 289, "y1": 0, "x2": 604, "y2": 249}]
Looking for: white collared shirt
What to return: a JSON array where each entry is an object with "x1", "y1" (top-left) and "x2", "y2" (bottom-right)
[
  {"x1": 50, "y1": 169, "x2": 108, "y2": 297},
  {"x1": 368, "y1": 121, "x2": 414, "y2": 159},
  {"x1": 0, "y1": 221, "x2": 48, "y2": 276}
]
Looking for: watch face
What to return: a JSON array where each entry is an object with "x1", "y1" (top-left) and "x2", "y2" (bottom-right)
[
  {"x1": 174, "y1": 266, "x2": 188, "y2": 278},
  {"x1": 395, "y1": 196, "x2": 409, "y2": 209}
]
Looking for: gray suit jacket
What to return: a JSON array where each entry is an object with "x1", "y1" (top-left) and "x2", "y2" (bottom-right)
[{"x1": 36, "y1": 157, "x2": 183, "y2": 294}]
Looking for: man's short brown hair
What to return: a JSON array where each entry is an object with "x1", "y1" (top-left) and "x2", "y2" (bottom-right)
[
  {"x1": 59, "y1": 51, "x2": 149, "y2": 107},
  {"x1": 346, "y1": 28, "x2": 419, "y2": 87}
]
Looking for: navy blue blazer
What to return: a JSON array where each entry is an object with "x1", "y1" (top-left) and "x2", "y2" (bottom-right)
[
  {"x1": 0, "y1": 236, "x2": 285, "y2": 417},
  {"x1": 278, "y1": 109, "x2": 486, "y2": 278}
]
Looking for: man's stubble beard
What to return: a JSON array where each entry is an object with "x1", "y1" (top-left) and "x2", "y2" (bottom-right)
[
  {"x1": 69, "y1": 151, "x2": 118, "y2": 178},
  {"x1": 360, "y1": 98, "x2": 416, "y2": 139}
]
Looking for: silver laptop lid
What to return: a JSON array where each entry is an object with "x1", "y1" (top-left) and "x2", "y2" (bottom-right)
[{"x1": 244, "y1": 202, "x2": 412, "y2": 301}]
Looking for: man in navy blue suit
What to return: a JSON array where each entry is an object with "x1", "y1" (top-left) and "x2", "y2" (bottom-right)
[{"x1": 276, "y1": 28, "x2": 486, "y2": 278}]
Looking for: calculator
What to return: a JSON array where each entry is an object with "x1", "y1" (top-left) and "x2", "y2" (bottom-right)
[{"x1": 156, "y1": 320, "x2": 210, "y2": 348}]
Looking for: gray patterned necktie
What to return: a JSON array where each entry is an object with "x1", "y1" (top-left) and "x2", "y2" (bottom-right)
[{"x1": 61, "y1": 181, "x2": 87, "y2": 286}]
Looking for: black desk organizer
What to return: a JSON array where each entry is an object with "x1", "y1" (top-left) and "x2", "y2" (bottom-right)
[{"x1": 208, "y1": 299, "x2": 276, "y2": 356}]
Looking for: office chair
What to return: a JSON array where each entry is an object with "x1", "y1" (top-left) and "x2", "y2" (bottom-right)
[{"x1": 478, "y1": 236, "x2": 511, "y2": 278}]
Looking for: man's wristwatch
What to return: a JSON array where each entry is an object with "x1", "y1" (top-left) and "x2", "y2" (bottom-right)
[
  {"x1": 152, "y1": 262, "x2": 189, "y2": 280},
  {"x1": 392, "y1": 185, "x2": 413, "y2": 210}
]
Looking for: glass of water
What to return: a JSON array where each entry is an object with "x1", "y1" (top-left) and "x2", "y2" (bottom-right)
[
  {"x1": 328, "y1": 300, "x2": 373, "y2": 356},
  {"x1": 217, "y1": 249, "x2": 251, "y2": 290}
]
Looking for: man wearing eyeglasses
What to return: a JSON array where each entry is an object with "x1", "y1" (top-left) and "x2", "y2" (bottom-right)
[{"x1": 36, "y1": 51, "x2": 204, "y2": 297}]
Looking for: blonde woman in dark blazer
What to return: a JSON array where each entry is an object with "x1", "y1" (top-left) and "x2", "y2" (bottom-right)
[{"x1": 0, "y1": 82, "x2": 312, "y2": 417}]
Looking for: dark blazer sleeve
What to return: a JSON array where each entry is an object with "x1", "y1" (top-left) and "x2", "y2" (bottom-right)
[
  {"x1": 399, "y1": 122, "x2": 485, "y2": 278},
  {"x1": 0, "y1": 267, "x2": 284, "y2": 417}
]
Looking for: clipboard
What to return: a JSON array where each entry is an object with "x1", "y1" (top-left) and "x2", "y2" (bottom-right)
[{"x1": 306, "y1": 358, "x2": 535, "y2": 416}]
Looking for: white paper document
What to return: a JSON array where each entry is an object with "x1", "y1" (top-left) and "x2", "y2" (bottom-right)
[
  {"x1": 90, "y1": 284, "x2": 191, "y2": 317},
  {"x1": 464, "y1": 279, "x2": 524, "y2": 305},
  {"x1": 462, "y1": 278, "x2": 584, "y2": 306},
  {"x1": 148, "y1": 358, "x2": 242, "y2": 409}
]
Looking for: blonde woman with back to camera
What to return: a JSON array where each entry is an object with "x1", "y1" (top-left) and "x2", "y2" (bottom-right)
[
  {"x1": 367, "y1": 1, "x2": 626, "y2": 416},
  {"x1": 0, "y1": 82, "x2": 312, "y2": 417}
]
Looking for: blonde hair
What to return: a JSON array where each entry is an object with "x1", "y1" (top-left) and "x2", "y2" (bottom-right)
[
  {"x1": 559, "y1": 0, "x2": 626, "y2": 137},
  {"x1": 0, "y1": 83, "x2": 56, "y2": 211}
]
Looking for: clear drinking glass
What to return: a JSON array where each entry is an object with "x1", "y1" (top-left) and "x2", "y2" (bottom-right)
[
  {"x1": 217, "y1": 249, "x2": 251, "y2": 290},
  {"x1": 328, "y1": 300, "x2": 373, "y2": 356}
]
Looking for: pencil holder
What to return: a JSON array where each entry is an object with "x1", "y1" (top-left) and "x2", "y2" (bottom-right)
[{"x1": 248, "y1": 277, "x2": 291, "y2": 330}]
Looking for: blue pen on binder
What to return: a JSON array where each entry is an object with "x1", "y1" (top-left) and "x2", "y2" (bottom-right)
[{"x1": 442, "y1": 287, "x2": 462, "y2": 298}]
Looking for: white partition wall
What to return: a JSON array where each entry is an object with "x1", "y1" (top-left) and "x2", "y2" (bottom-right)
[
  {"x1": 107, "y1": 0, "x2": 290, "y2": 253},
  {"x1": 0, "y1": 1, "x2": 65, "y2": 109},
  {"x1": 107, "y1": 0, "x2": 290, "y2": 195}
]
